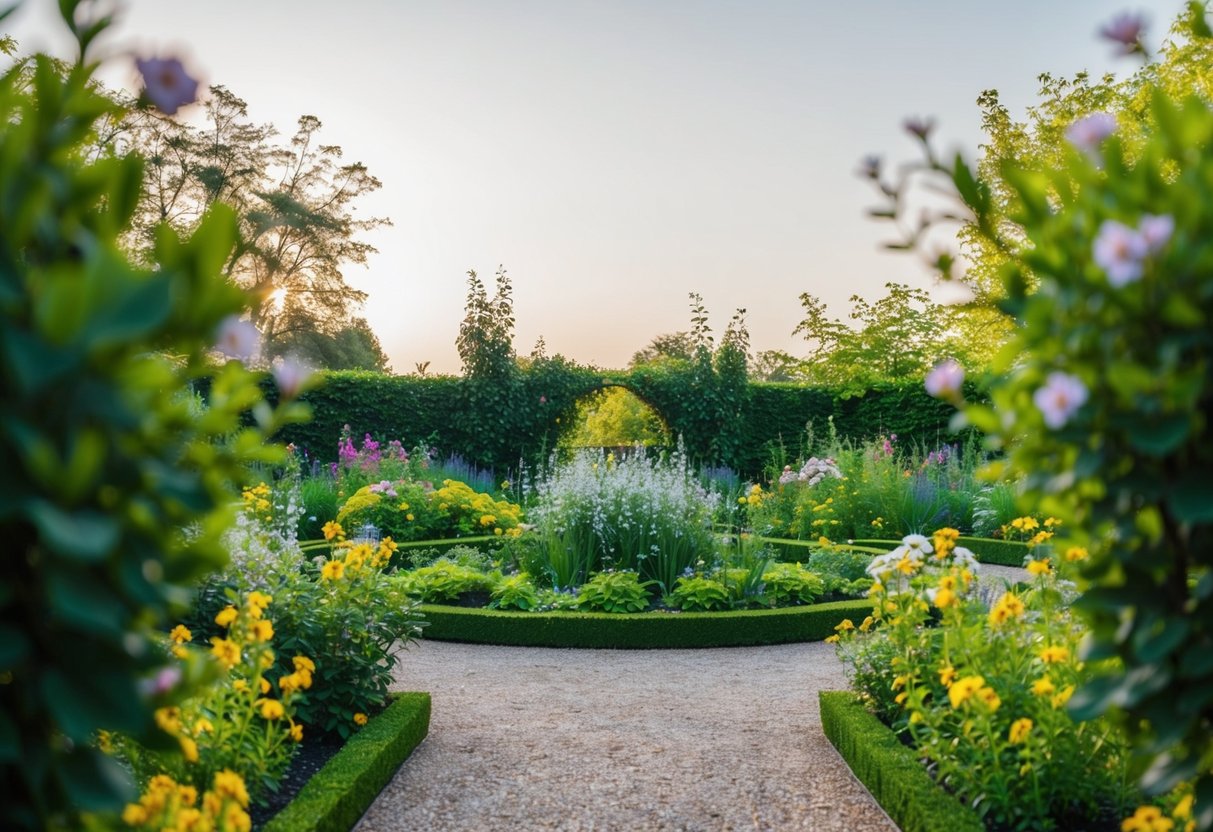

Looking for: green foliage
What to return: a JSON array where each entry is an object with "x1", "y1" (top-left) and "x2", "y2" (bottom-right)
[
  {"x1": 489, "y1": 573, "x2": 541, "y2": 611},
  {"x1": 576, "y1": 571, "x2": 655, "y2": 613},
  {"x1": 397, "y1": 560, "x2": 497, "y2": 604},
  {"x1": 819, "y1": 692, "x2": 987, "y2": 832},
  {"x1": 417, "y1": 600, "x2": 872, "y2": 648},
  {"x1": 562, "y1": 386, "x2": 669, "y2": 448},
  {"x1": 0, "y1": 11, "x2": 305, "y2": 826},
  {"x1": 261, "y1": 693, "x2": 431, "y2": 832},
  {"x1": 760, "y1": 563, "x2": 825, "y2": 606},
  {"x1": 885, "y1": 14, "x2": 1213, "y2": 817},
  {"x1": 666, "y1": 576, "x2": 733, "y2": 611}
]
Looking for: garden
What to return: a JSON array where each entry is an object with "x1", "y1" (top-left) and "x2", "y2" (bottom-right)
[{"x1": 1, "y1": 1, "x2": 1211, "y2": 831}]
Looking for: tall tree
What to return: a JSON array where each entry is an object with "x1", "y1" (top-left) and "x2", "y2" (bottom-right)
[{"x1": 629, "y1": 331, "x2": 695, "y2": 368}]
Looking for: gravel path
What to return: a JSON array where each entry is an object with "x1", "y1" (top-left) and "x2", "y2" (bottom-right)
[{"x1": 357, "y1": 640, "x2": 899, "y2": 832}]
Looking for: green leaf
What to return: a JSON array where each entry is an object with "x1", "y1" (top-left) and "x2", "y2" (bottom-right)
[
  {"x1": 41, "y1": 668, "x2": 145, "y2": 742},
  {"x1": 58, "y1": 748, "x2": 134, "y2": 812},
  {"x1": 0, "y1": 326, "x2": 79, "y2": 396},
  {"x1": 1170, "y1": 474, "x2": 1213, "y2": 523},
  {"x1": 1127, "y1": 414, "x2": 1191, "y2": 456},
  {"x1": 46, "y1": 568, "x2": 127, "y2": 638},
  {"x1": 1132, "y1": 617, "x2": 1189, "y2": 664},
  {"x1": 0, "y1": 625, "x2": 30, "y2": 669},
  {"x1": 27, "y1": 501, "x2": 119, "y2": 562}
]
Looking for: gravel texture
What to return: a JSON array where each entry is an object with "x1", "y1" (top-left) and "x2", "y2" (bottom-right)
[
  {"x1": 357, "y1": 640, "x2": 898, "y2": 832},
  {"x1": 357, "y1": 564, "x2": 1030, "y2": 831}
]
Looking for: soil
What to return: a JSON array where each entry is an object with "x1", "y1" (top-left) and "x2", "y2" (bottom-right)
[{"x1": 249, "y1": 735, "x2": 344, "y2": 829}]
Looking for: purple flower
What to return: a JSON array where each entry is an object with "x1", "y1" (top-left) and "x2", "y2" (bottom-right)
[
  {"x1": 924, "y1": 359, "x2": 965, "y2": 400},
  {"x1": 213, "y1": 316, "x2": 259, "y2": 361},
  {"x1": 857, "y1": 155, "x2": 881, "y2": 179},
  {"x1": 272, "y1": 354, "x2": 312, "y2": 399},
  {"x1": 138, "y1": 665, "x2": 183, "y2": 697},
  {"x1": 1033, "y1": 372, "x2": 1088, "y2": 429},
  {"x1": 903, "y1": 117, "x2": 935, "y2": 141},
  {"x1": 1093, "y1": 219, "x2": 1148, "y2": 287},
  {"x1": 1065, "y1": 112, "x2": 1117, "y2": 158},
  {"x1": 1099, "y1": 12, "x2": 1146, "y2": 54},
  {"x1": 368, "y1": 480, "x2": 398, "y2": 498},
  {"x1": 135, "y1": 57, "x2": 200, "y2": 116},
  {"x1": 1139, "y1": 214, "x2": 1174, "y2": 254}
]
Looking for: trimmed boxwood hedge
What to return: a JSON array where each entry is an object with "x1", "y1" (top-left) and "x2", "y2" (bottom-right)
[
  {"x1": 417, "y1": 600, "x2": 871, "y2": 649},
  {"x1": 819, "y1": 691, "x2": 985, "y2": 832},
  {"x1": 847, "y1": 537, "x2": 1030, "y2": 567},
  {"x1": 262, "y1": 692, "x2": 431, "y2": 832}
]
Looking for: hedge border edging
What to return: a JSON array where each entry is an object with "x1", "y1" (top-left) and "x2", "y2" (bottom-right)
[
  {"x1": 262, "y1": 692, "x2": 432, "y2": 832},
  {"x1": 819, "y1": 691, "x2": 985, "y2": 832},
  {"x1": 417, "y1": 600, "x2": 871, "y2": 649},
  {"x1": 847, "y1": 537, "x2": 1030, "y2": 567}
]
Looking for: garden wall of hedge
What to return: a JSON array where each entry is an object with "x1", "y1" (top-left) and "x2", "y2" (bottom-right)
[{"x1": 271, "y1": 369, "x2": 964, "y2": 475}]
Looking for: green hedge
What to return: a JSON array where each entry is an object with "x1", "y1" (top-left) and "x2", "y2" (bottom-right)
[
  {"x1": 417, "y1": 600, "x2": 871, "y2": 648},
  {"x1": 271, "y1": 370, "x2": 960, "y2": 475},
  {"x1": 847, "y1": 537, "x2": 1030, "y2": 567},
  {"x1": 819, "y1": 691, "x2": 985, "y2": 832},
  {"x1": 262, "y1": 692, "x2": 431, "y2": 832}
]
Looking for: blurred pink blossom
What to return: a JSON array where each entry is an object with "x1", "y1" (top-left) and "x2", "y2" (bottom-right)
[
  {"x1": 1065, "y1": 112, "x2": 1117, "y2": 158},
  {"x1": 135, "y1": 56, "x2": 199, "y2": 115},
  {"x1": 1093, "y1": 219, "x2": 1148, "y2": 287},
  {"x1": 213, "y1": 316, "x2": 259, "y2": 361},
  {"x1": 1033, "y1": 372, "x2": 1088, "y2": 429},
  {"x1": 924, "y1": 359, "x2": 965, "y2": 400},
  {"x1": 272, "y1": 354, "x2": 312, "y2": 399},
  {"x1": 1139, "y1": 214, "x2": 1175, "y2": 254},
  {"x1": 1099, "y1": 12, "x2": 1146, "y2": 54}
]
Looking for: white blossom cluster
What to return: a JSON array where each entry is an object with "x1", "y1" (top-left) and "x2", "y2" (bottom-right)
[{"x1": 778, "y1": 456, "x2": 843, "y2": 486}]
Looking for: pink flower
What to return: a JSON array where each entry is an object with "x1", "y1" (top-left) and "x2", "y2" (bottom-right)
[
  {"x1": 1093, "y1": 219, "x2": 1148, "y2": 287},
  {"x1": 138, "y1": 666, "x2": 183, "y2": 697},
  {"x1": 213, "y1": 316, "x2": 260, "y2": 361},
  {"x1": 903, "y1": 117, "x2": 935, "y2": 141},
  {"x1": 1139, "y1": 214, "x2": 1174, "y2": 254},
  {"x1": 924, "y1": 359, "x2": 965, "y2": 400},
  {"x1": 1033, "y1": 372, "x2": 1088, "y2": 430},
  {"x1": 135, "y1": 57, "x2": 200, "y2": 116},
  {"x1": 1099, "y1": 12, "x2": 1146, "y2": 54},
  {"x1": 1065, "y1": 113, "x2": 1117, "y2": 158},
  {"x1": 272, "y1": 355, "x2": 312, "y2": 399}
]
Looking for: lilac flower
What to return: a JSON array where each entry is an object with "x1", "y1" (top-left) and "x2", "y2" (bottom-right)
[
  {"x1": 903, "y1": 116, "x2": 935, "y2": 141},
  {"x1": 272, "y1": 354, "x2": 312, "y2": 399},
  {"x1": 1093, "y1": 219, "x2": 1148, "y2": 287},
  {"x1": 1033, "y1": 372, "x2": 1088, "y2": 430},
  {"x1": 1099, "y1": 12, "x2": 1146, "y2": 54},
  {"x1": 368, "y1": 480, "x2": 398, "y2": 498},
  {"x1": 1065, "y1": 112, "x2": 1117, "y2": 158},
  {"x1": 135, "y1": 57, "x2": 200, "y2": 116},
  {"x1": 924, "y1": 359, "x2": 965, "y2": 400},
  {"x1": 138, "y1": 666, "x2": 182, "y2": 697},
  {"x1": 338, "y1": 436, "x2": 358, "y2": 468},
  {"x1": 857, "y1": 154, "x2": 881, "y2": 179},
  {"x1": 1139, "y1": 213, "x2": 1175, "y2": 254},
  {"x1": 213, "y1": 316, "x2": 259, "y2": 361}
]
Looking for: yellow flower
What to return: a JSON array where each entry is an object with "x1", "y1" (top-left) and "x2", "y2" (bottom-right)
[
  {"x1": 192, "y1": 718, "x2": 213, "y2": 735},
  {"x1": 178, "y1": 784, "x2": 198, "y2": 806},
  {"x1": 213, "y1": 770, "x2": 250, "y2": 808},
  {"x1": 209, "y1": 637, "x2": 240, "y2": 670},
  {"x1": 1008, "y1": 717, "x2": 1033, "y2": 744},
  {"x1": 289, "y1": 722, "x2": 304, "y2": 742},
  {"x1": 939, "y1": 665, "x2": 957, "y2": 687},
  {"x1": 122, "y1": 804, "x2": 148, "y2": 825},
  {"x1": 257, "y1": 698, "x2": 285, "y2": 720},
  {"x1": 233, "y1": 679, "x2": 249, "y2": 693},
  {"x1": 258, "y1": 677, "x2": 271, "y2": 694},
  {"x1": 976, "y1": 685, "x2": 1001, "y2": 713},
  {"x1": 933, "y1": 588, "x2": 957, "y2": 609},
  {"x1": 858, "y1": 616, "x2": 874, "y2": 632},
  {"x1": 1039, "y1": 645, "x2": 1069, "y2": 664},
  {"x1": 989, "y1": 592, "x2": 1026, "y2": 626},
  {"x1": 323, "y1": 521, "x2": 344, "y2": 541},
  {"x1": 1026, "y1": 558, "x2": 1052, "y2": 576},
  {"x1": 321, "y1": 559, "x2": 346, "y2": 581},
  {"x1": 247, "y1": 591, "x2": 273, "y2": 615},
  {"x1": 835, "y1": 619, "x2": 855, "y2": 632},
  {"x1": 824, "y1": 634, "x2": 840, "y2": 643},
  {"x1": 948, "y1": 675, "x2": 985, "y2": 709},
  {"x1": 895, "y1": 556, "x2": 919, "y2": 575},
  {"x1": 1065, "y1": 546, "x2": 1089, "y2": 562},
  {"x1": 1122, "y1": 805, "x2": 1175, "y2": 832},
  {"x1": 354, "y1": 712, "x2": 368, "y2": 726},
  {"x1": 1044, "y1": 516, "x2": 1061, "y2": 528},
  {"x1": 1052, "y1": 685, "x2": 1075, "y2": 709},
  {"x1": 1174, "y1": 794, "x2": 1193, "y2": 821},
  {"x1": 170, "y1": 625, "x2": 193, "y2": 644},
  {"x1": 214, "y1": 606, "x2": 238, "y2": 628},
  {"x1": 179, "y1": 734, "x2": 198, "y2": 763},
  {"x1": 293, "y1": 655, "x2": 316, "y2": 673},
  {"x1": 406, "y1": 513, "x2": 415, "y2": 521},
  {"x1": 251, "y1": 620, "x2": 274, "y2": 643}
]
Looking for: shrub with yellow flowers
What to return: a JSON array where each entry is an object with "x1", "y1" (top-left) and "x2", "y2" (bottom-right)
[
  {"x1": 832, "y1": 531, "x2": 1140, "y2": 829},
  {"x1": 111, "y1": 592, "x2": 310, "y2": 810},
  {"x1": 121, "y1": 770, "x2": 252, "y2": 832},
  {"x1": 334, "y1": 477, "x2": 523, "y2": 544}
]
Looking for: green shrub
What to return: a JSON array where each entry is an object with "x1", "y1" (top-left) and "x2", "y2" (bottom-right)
[
  {"x1": 807, "y1": 548, "x2": 872, "y2": 582},
  {"x1": 576, "y1": 571, "x2": 655, "y2": 613},
  {"x1": 299, "y1": 475, "x2": 340, "y2": 540},
  {"x1": 0, "y1": 10, "x2": 306, "y2": 826},
  {"x1": 397, "y1": 561, "x2": 497, "y2": 604},
  {"x1": 490, "y1": 574, "x2": 541, "y2": 611},
  {"x1": 667, "y1": 576, "x2": 732, "y2": 611},
  {"x1": 760, "y1": 563, "x2": 824, "y2": 606}
]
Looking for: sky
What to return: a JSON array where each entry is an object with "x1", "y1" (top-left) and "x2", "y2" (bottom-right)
[{"x1": 6, "y1": 0, "x2": 1181, "y2": 374}]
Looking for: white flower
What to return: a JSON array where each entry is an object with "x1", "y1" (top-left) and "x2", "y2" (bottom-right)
[
  {"x1": 213, "y1": 316, "x2": 259, "y2": 361},
  {"x1": 272, "y1": 354, "x2": 313, "y2": 399},
  {"x1": 1099, "y1": 12, "x2": 1146, "y2": 54},
  {"x1": 951, "y1": 547, "x2": 980, "y2": 572},
  {"x1": 135, "y1": 56, "x2": 200, "y2": 116},
  {"x1": 1033, "y1": 372, "x2": 1088, "y2": 429},
  {"x1": 1093, "y1": 219, "x2": 1148, "y2": 287},
  {"x1": 901, "y1": 534, "x2": 934, "y2": 555},
  {"x1": 924, "y1": 359, "x2": 965, "y2": 400},
  {"x1": 1065, "y1": 112, "x2": 1117, "y2": 158},
  {"x1": 1139, "y1": 214, "x2": 1174, "y2": 254}
]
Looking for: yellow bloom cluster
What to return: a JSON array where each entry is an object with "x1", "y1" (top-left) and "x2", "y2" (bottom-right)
[
  {"x1": 430, "y1": 479, "x2": 523, "y2": 536},
  {"x1": 321, "y1": 537, "x2": 398, "y2": 582},
  {"x1": 1008, "y1": 717, "x2": 1033, "y2": 745},
  {"x1": 122, "y1": 770, "x2": 250, "y2": 832},
  {"x1": 989, "y1": 592, "x2": 1026, "y2": 626},
  {"x1": 947, "y1": 674, "x2": 1001, "y2": 712},
  {"x1": 1122, "y1": 805, "x2": 1177, "y2": 832},
  {"x1": 322, "y1": 520, "x2": 345, "y2": 541},
  {"x1": 240, "y1": 482, "x2": 272, "y2": 521}
]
